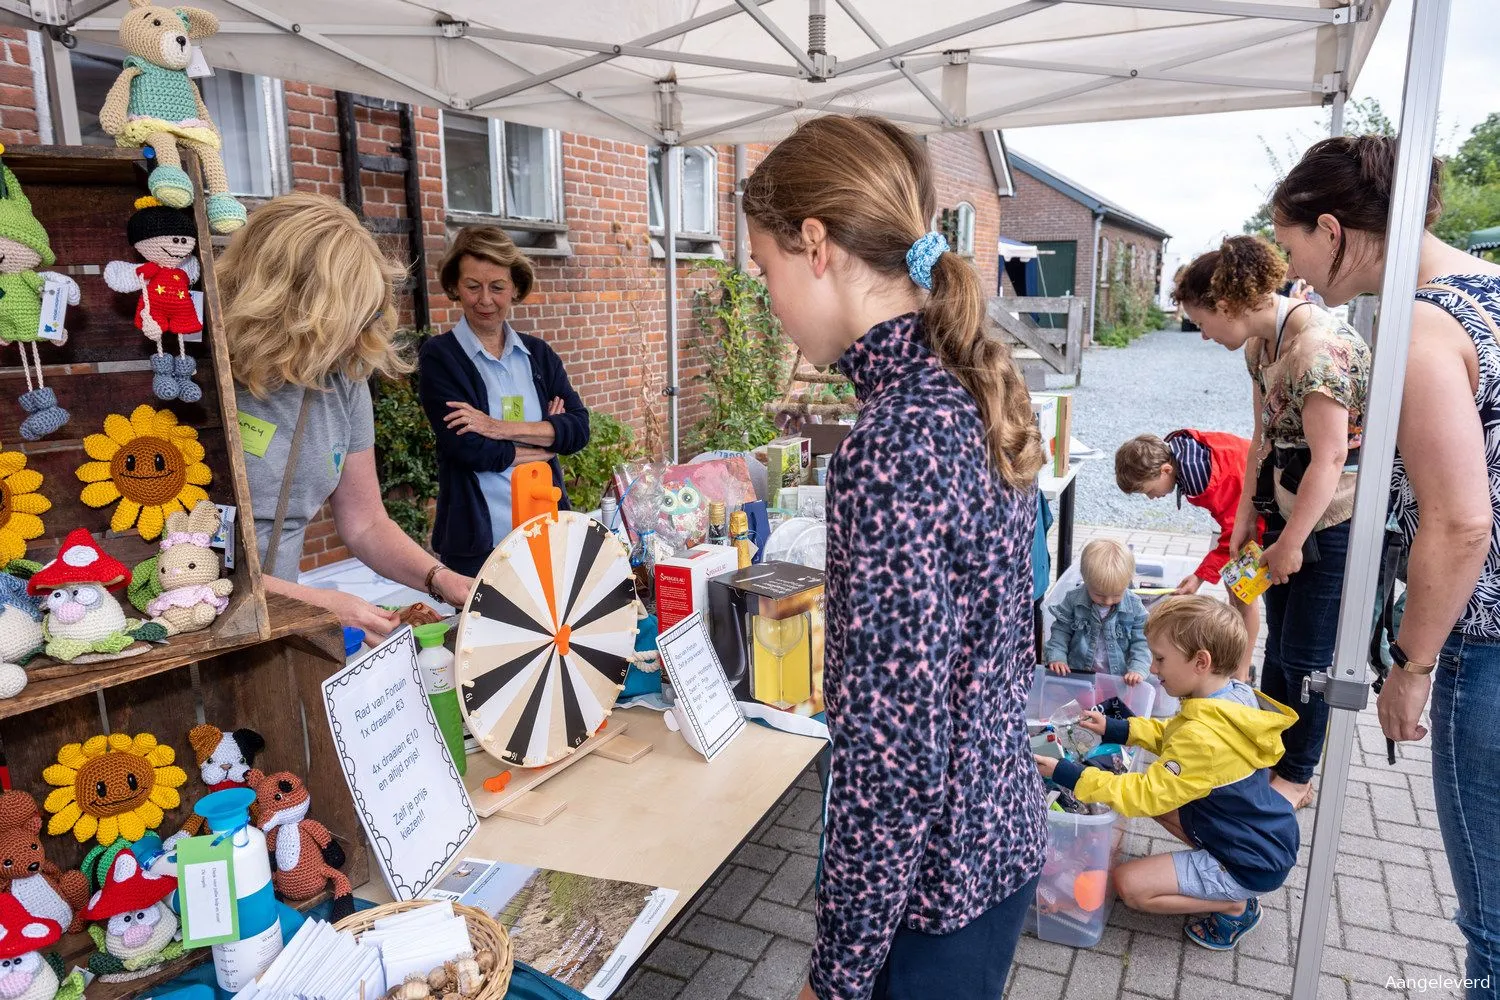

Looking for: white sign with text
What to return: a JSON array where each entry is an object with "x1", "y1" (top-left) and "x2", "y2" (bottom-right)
[
  {"x1": 323, "y1": 626, "x2": 477, "y2": 900},
  {"x1": 656, "y1": 612, "x2": 745, "y2": 762}
]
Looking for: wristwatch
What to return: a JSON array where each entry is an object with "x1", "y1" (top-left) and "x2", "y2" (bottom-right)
[{"x1": 1390, "y1": 640, "x2": 1437, "y2": 676}]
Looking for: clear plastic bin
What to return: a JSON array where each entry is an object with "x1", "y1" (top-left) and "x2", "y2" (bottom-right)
[{"x1": 1025, "y1": 667, "x2": 1156, "y2": 727}]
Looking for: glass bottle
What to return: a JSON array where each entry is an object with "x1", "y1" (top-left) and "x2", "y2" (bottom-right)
[
  {"x1": 730, "y1": 510, "x2": 752, "y2": 569},
  {"x1": 707, "y1": 500, "x2": 728, "y2": 546}
]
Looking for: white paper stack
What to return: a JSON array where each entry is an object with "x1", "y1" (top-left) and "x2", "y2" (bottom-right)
[
  {"x1": 359, "y1": 903, "x2": 473, "y2": 988},
  {"x1": 233, "y1": 919, "x2": 385, "y2": 1000}
]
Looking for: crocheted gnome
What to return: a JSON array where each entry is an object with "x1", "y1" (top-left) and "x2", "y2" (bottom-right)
[
  {"x1": 0, "y1": 791, "x2": 88, "y2": 935},
  {"x1": 0, "y1": 572, "x2": 43, "y2": 699},
  {"x1": 27, "y1": 531, "x2": 167, "y2": 662},
  {"x1": 0, "y1": 894, "x2": 84, "y2": 1000},
  {"x1": 247, "y1": 770, "x2": 353, "y2": 920},
  {"x1": 97, "y1": 2, "x2": 245, "y2": 233},
  {"x1": 82, "y1": 852, "x2": 183, "y2": 982},
  {"x1": 104, "y1": 197, "x2": 202, "y2": 402},
  {"x1": 147, "y1": 501, "x2": 231, "y2": 636},
  {"x1": 0, "y1": 153, "x2": 77, "y2": 442}
]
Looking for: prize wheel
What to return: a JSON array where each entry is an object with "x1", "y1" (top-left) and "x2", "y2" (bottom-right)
[{"x1": 455, "y1": 510, "x2": 639, "y2": 768}]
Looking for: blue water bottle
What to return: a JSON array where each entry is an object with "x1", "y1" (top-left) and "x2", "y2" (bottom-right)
[{"x1": 196, "y1": 788, "x2": 285, "y2": 993}]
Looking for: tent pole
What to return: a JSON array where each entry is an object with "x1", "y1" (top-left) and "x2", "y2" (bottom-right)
[
  {"x1": 734, "y1": 144, "x2": 749, "y2": 271},
  {"x1": 662, "y1": 144, "x2": 681, "y2": 463},
  {"x1": 1289, "y1": 2, "x2": 1452, "y2": 997}
]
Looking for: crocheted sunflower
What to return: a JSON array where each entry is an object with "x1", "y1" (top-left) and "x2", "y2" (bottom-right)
[
  {"x1": 75, "y1": 405, "x2": 210, "y2": 541},
  {"x1": 42, "y1": 733, "x2": 186, "y2": 845},
  {"x1": 0, "y1": 449, "x2": 48, "y2": 564}
]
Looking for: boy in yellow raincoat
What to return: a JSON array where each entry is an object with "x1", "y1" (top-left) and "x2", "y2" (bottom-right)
[{"x1": 1036, "y1": 595, "x2": 1299, "y2": 952}]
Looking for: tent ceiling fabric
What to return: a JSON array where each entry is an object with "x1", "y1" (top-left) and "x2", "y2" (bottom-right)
[{"x1": 15, "y1": 0, "x2": 1388, "y2": 145}]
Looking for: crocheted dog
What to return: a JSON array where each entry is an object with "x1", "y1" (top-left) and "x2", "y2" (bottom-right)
[
  {"x1": 0, "y1": 156, "x2": 76, "y2": 441},
  {"x1": 148, "y1": 502, "x2": 231, "y2": 637},
  {"x1": 0, "y1": 893, "x2": 84, "y2": 1000},
  {"x1": 247, "y1": 770, "x2": 352, "y2": 920},
  {"x1": 0, "y1": 792, "x2": 87, "y2": 935},
  {"x1": 104, "y1": 197, "x2": 202, "y2": 402},
  {"x1": 96, "y1": 1, "x2": 246, "y2": 233},
  {"x1": 167, "y1": 723, "x2": 264, "y2": 844}
]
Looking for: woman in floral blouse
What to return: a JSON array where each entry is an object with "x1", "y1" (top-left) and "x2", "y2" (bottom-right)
[{"x1": 1174, "y1": 235, "x2": 1370, "y2": 810}]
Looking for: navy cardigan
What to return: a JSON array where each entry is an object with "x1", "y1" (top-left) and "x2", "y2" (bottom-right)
[{"x1": 418, "y1": 328, "x2": 590, "y2": 564}]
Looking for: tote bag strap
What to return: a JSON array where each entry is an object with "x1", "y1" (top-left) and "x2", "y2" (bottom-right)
[
  {"x1": 1417, "y1": 282, "x2": 1500, "y2": 343},
  {"x1": 261, "y1": 389, "x2": 311, "y2": 579}
]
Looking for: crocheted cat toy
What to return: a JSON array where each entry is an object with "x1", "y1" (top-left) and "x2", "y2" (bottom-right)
[
  {"x1": 81, "y1": 852, "x2": 183, "y2": 982},
  {"x1": 0, "y1": 792, "x2": 87, "y2": 935},
  {"x1": 27, "y1": 531, "x2": 167, "y2": 662},
  {"x1": 97, "y1": 1, "x2": 245, "y2": 233},
  {"x1": 0, "y1": 893, "x2": 84, "y2": 1000},
  {"x1": 147, "y1": 502, "x2": 231, "y2": 637},
  {"x1": 0, "y1": 571, "x2": 43, "y2": 699},
  {"x1": 247, "y1": 770, "x2": 353, "y2": 920},
  {"x1": 104, "y1": 197, "x2": 202, "y2": 402},
  {"x1": 0, "y1": 153, "x2": 77, "y2": 441},
  {"x1": 165, "y1": 723, "x2": 264, "y2": 845}
]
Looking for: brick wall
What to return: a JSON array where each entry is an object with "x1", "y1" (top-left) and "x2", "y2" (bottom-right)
[
  {"x1": 1096, "y1": 221, "x2": 1166, "y2": 329},
  {"x1": 925, "y1": 131, "x2": 1002, "y2": 294}
]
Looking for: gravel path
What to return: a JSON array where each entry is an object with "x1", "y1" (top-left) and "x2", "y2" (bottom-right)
[{"x1": 1065, "y1": 327, "x2": 1254, "y2": 534}]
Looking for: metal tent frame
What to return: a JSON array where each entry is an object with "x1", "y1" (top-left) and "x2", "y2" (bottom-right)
[{"x1": 5, "y1": 3, "x2": 1458, "y2": 996}]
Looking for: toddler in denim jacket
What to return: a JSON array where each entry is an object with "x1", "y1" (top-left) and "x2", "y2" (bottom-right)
[{"x1": 1045, "y1": 539, "x2": 1151, "y2": 684}]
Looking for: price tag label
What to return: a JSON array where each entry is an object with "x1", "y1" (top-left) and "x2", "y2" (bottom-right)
[{"x1": 176, "y1": 834, "x2": 239, "y2": 948}]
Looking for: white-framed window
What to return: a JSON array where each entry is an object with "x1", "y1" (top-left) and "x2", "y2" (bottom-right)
[
  {"x1": 649, "y1": 146, "x2": 718, "y2": 238},
  {"x1": 1098, "y1": 238, "x2": 1110, "y2": 288},
  {"x1": 70, "y1": 45, "x2": 288, "y2": 198},
  {"x1": 441, "y1": 113, "x2": 563, "y2": 223},
  {"x1": 941, "y1": 202, "x2": 977, "y2": 257}
]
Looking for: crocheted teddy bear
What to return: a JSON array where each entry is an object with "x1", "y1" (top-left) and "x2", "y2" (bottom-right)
[
  {"x1": 147, "y1": 501, "x2": 231, "y2": 637},
  {"x1": 0, "y1": 570, "x2": 43, "y2": 699},
  {"x1": 247, "y1": 770, "x2": 353, "y2": 920},
  {"x1": 165, "y1": 723, "x2": 264, "y2": 845},
  {"x1": 0, "y1": 792, "x2": 88, "y2": 935},
  {"x1": 27, "y1": 531, "x2": 167, "y2": 662},
  {"x1": 97, "y1": 1, "x2": 245, "y2": 234},
  {"x1": 104, "y1": 197, "x2": 202, "y2": 402},
  {"x1": 0, "y1": 154, "x2": 77, "y2": 442},
  {"x1": 0, "y1": 893, "x2": 84, "y2": 1000},
  {"x1": 82, "y1": 852, "x2": 184, "y2": 982}
]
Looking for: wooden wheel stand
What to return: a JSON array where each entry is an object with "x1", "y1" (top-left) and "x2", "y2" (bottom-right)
[
  {"x1": 459, "y1": 465, "x2": 654, "y2": 826},
  {"x1": 0, "y1": 148, "x2": 370, "y2": 998}
]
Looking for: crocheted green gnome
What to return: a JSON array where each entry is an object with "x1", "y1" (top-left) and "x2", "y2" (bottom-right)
[{"x1": 0, "y1": 150, "x2": 77, "y2": 441}]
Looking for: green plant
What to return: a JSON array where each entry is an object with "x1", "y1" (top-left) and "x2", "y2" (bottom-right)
[
  {"x1": 1094, "y1": 280, "x2": 1158, "y2": 348},
  {"x1": 688, "y1": 259, "x2": 787, "y2": 453},
  {"x1": 372, "y1": 334, "x2": 439, "y2": 543},
  {"x1": 560, "y1": 411, "x2": 643, "y2": 512}
]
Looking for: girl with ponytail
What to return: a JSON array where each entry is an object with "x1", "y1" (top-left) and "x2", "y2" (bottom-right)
[
  {"x1": 1173, "y1": 235, "x2": 1370, "y2": 812},
  {"x1": 743, "y1": 115, "x2": 1045, "y2": 1000}
]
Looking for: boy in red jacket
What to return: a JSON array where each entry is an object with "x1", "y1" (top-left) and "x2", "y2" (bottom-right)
[{"x1": 1116, "y1": 431, "x2": 1260, "y2": 681}]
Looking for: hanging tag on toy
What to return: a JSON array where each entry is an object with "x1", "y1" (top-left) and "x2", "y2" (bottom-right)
[
  {"x1": 183, "y1": 291, "x2": 205, "y2": 342},
  {"x1": 186, "y1": 46, "x2": 214, "y2": 79},
  {"x1": 212, "y1": 503, "x2": 237, "y2": 570},
  {"x1": 38, "y1": 274, "x2": 69, "y2": 343},
  {"x1": 176, "y1": 834, "x2": 239, "y2": 948}
]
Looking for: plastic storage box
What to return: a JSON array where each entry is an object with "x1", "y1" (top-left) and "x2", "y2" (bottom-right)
[{"x1": 1026, "y1": 668, "x2": 1156, "y2": 948}]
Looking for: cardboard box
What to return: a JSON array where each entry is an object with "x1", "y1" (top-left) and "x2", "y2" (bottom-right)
[
  {"x1": 654, "y1": 544, "x2": 740, "y2": 633},
  {"x1": 804, "y1": 422, "x2": 852, "y2": 458},
  {"x1": 707, "y1": 561, "x2": 825, "y2": 716},
  {"x1": 1031, "y1": 392, "x2": 1073, "y2": 477},
  {"x1": 766, "y1": 436, "x2": 811, "y2": 510}
]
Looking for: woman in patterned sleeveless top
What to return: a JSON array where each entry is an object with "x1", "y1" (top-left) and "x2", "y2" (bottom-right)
[{"x1": 1275, "y1": 135, "x2": 1500, "y2": 999}]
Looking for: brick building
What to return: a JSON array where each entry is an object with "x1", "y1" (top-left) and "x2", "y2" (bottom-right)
[
  {"x1": 0, "y1": 26, "x2": 1010, "y2": 571},
  {"x1": 1001, "y1": 149, "x2": 1169, "y2": 339}
]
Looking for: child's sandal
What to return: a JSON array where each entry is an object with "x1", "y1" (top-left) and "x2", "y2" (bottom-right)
[{"x1": 1184, "y1": 898, "x2": 1261, "y2": 951}]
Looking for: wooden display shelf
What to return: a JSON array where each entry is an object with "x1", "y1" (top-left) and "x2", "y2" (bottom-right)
[
  {"x1": 0, "y1": 594, "x2": 369, "y2": 999},
  {"x1": 3, "y1": 146, "x2": 267, "y2": 646}
]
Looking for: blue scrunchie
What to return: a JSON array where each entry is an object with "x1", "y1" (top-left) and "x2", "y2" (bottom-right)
[{"x1": 906, "y1": 232, "x2": 948, "y2": 290}]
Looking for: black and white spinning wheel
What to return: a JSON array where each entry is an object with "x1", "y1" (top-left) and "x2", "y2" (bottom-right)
[{"x1": 455, "y1": 510, "x2": 640, "y2": 768}]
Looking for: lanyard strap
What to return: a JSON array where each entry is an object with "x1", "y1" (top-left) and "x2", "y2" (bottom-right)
[{"x1": 262, "y1": 389, "x2": 311, "y2": 578}]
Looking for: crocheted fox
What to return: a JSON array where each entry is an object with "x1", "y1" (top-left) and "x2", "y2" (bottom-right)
[{"x1": 247, "y1": 770, "x2": 352, "y2": 920}]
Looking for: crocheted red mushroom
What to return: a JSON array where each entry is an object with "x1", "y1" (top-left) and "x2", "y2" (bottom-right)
[{"x1": 27, "y1": 531, "x2": 128, "y2": 596}]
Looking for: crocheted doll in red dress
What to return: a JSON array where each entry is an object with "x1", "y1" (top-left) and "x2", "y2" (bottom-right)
[{"x1": 103, "y1": 197, "x2": 202, "y2": 404}]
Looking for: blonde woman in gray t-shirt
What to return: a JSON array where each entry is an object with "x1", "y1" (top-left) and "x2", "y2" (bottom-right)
[{"x1": 218, "y1": 192, "x2": 473, "y2": 639}]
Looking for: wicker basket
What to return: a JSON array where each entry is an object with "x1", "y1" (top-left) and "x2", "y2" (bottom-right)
[{"x1": 334, "y1": 900, "x2": 514, "y2": 1000}]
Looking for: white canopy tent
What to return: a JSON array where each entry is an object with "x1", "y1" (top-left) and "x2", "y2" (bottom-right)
[{"x1": 6, "y1": 4, "x2": 1457, "y2": 998}]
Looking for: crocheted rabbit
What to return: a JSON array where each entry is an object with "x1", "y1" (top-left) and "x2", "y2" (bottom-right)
[
  {"x1": 97, "y1": 1, "x2": 246, "y2": 234},
  {"x1": 0, "y1": 155, "x2": 76, "y2": 441},
  {"x1": 147, "y1": 501, "x2": 230, "y2": 636},
  {"x1": 103, "y1": 197, "x2": 202, "y2": 402}
]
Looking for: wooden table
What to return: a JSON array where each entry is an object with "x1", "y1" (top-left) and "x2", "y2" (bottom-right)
[{"x1": 362, "y1": 707, "x2": 825, "y2": 948}]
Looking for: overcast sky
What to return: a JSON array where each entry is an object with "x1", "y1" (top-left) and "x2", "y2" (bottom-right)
[{"x1": 1005, "y1": 0, "x2": 1500, "y2": 279}]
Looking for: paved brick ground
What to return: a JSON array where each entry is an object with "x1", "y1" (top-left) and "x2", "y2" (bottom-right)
[{"x1": 617, "y1": 522, "x2": 1464, "y2": 1000}]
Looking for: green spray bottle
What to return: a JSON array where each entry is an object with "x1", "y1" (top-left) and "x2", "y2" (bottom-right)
[{"x1": 413, "y1": 622, "x2": 466, "y2": 774}]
